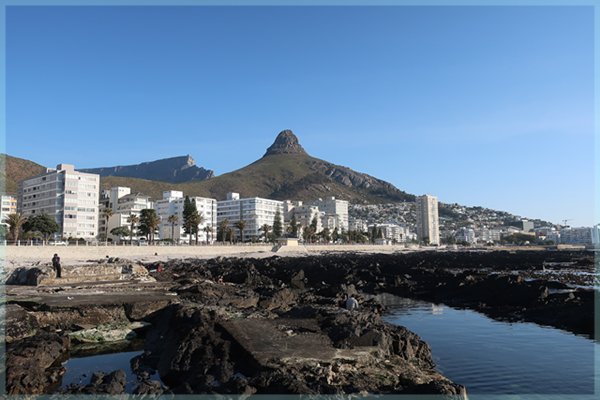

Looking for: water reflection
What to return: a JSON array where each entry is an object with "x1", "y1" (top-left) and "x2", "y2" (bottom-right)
[{"x1": 383, "y1": 296, "x2": 598, "y2": 396}]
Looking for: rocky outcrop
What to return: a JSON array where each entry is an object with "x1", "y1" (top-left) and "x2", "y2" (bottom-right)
[
  {"x1": 139, "y1": 304, "x2": 463, "y2": 395},
  {"x1": 263, "y1": 130, "x2": 308, "y2": 157},
  {"x1": 82, "y1": 155, "x2": 214, "y2": 183},
  {"x1": 6, "y1": 330, "x2": 70, "y2": 394}
]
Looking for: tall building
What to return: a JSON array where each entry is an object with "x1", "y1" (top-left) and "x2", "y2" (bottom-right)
[
  {"x1": 18, "y1": 164, "x2": 100, "y2": 240},
  {"x1": 416, "y1": 194, "x2": 440, "y2": 245},
  {"x1": 155, "y1": 191, "x2": 217, "y2": 243},
  {"x1": 592, "y1": 224, "x2": 600, "y2": 247},
  {"x1": 309, "y1": 197, "x2": 349, "y2": 232},
  {"x1": 1, "y1": 195, "x2": 18, "y2": 225},
  {"x1": 217, "y1": 192, "x2": 283, "y2": 241}
]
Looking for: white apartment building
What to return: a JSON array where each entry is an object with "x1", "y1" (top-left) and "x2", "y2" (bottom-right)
[
  {"x1": 309, "y1": 197, "x2": 349, "y2": 232},
  {"x1": 18, "y1": 164, "x2": 100, "y2": 240},
  {"x1": 455, "y1": 227, "x2": 477, "y2": 244},
  {"x1": 1, "y1": 195, "x2": 17, "y2": 225},
  {"x1": 367, "y1": 223, "x2": 409, "y2": 243},
  {"x1": 217, "y1": 192, "x2": 283, "y2": 241},
  {"x1": 521, "y1": 219, "x2": 535, "y2": 232},
  {"x1": 99, "y1": 187, "x2": 154, "y2": 240},
  {"x1": 349, "y1": 217, "x2": 368, "y2": 232},
  {"x1": 284, "y1": 201, "x2": 322, "y2": 236},
  {"x1": 416, "y1": 194, "x2": 440, "y2": 245},
  {"x1": 560, "y1": 227, "x2": 593, "y2": 245},
  {"x1": 476, "y1": 227, "x2": 503, "y2": 243},
  {"x1": 155, "y1": 191, "x2": 217, "y2": 243}
]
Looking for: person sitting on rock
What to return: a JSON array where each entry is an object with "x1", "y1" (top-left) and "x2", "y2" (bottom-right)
[
  {"x1": 345, "y1": 295, "x2": 359, "y2": 311},
  {"x1": 52, "y1": 253, "x2": 62, "y2": 279}
]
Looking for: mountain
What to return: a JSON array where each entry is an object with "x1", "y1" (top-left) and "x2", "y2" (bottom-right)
[
  {"x1": 0, "y1": 154, "x2": 47, "y2": 195},
  {"x1": 2, "y1": 131, "x2": 414, "y2": 204},
  {"x1": 178, "y1": 129, "x2": 414, "y2": 203},
  {"x1": 81, "y1": 155, "x2": 214, "y2": 183}
]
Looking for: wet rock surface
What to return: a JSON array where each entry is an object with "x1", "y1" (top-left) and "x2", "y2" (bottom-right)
[{"x1": 3, "y1": 250, "x2": 594, "y2": 395}]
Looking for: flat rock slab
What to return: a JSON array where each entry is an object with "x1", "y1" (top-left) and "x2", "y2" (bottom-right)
[
  {"x1": 5, "y1": 281, "x2": 177, "y2": 308},
  {"x1": 220, "y1": 318, "x2": 339, "y2": 365}
]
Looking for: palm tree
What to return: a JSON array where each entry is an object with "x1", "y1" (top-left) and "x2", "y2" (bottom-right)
[
  {"x1": 203, "y1": 225, "x2": 212, "y2": 245},
  {"x1": 219, "y1": 219, "x2": 229, "y2": 244},
  {"x1": 127, "y1": 213, "x2": 140, "y2": 245},
  {"x1": 103, "y1": 208, "x2": 113, "y2": 245},
  {"x1": 167, "y1": 214, "x2": 178, "y2": 244},
  {"x1": 4, "y1": 212, "x2": 27, "y2": 244},
  {"x1": 235, "y1": 220, "x2": 246, "y2": 243},
  {"x1": 259, "y1": 224, "x2": 271, "y2": 243}
]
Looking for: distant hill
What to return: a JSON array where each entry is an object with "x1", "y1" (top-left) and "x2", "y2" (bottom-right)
[
  {"x1": 81, "y1": 155, "x2": 214, "y2": 183},
  {"x1": 0, "y1": 154, "x2": 47, "y2": 195}
]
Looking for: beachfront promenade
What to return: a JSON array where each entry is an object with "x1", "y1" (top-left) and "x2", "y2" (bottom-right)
[{"x1": 1, "y1": 243, "x2": 421, "y2": 264}]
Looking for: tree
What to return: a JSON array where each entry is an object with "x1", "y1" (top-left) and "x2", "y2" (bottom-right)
[
  {"x1": 110, "y1": 226, "x2": 131, "y2": 244},
  {"x1": 127, "y1": 213, "x2": 140, "y2": 245},
  {"x1": 272, "y1": 210, "x2": 283, "y2": 241},
  {"x1": 320, "y1": 227, "x2": 331, "y2": 243},
  {"x1": 308, "y1": 216, "x2": 319, "y2": 243},
  {"x1": 219, "y1": 219, "x2": 229, "y2": 243},
  {"x1": 138, "y1": 209, "x2": 160, "y2": 244},
  {"x1": 22, "y1": 213, "x2": 59, "y2": 243},
  {"x1": 203, "y1": 225, "x2": 212, "y2": 244},
  {"x1": 287, "y1": 214, "x2": 299, "y2": 238},
  {"x1": 4, "y1": 212, "x2": 27, "y2": 243},
  {"x1": 235, "y1": 220, "x2": 246, "y2": 243},
  {"x1": 370, "y1": 225, "x2": 378, "y2": 243},
  {"x1": 332, "y1": 227, "x2": 339, "y2": 243},
  {"x1": 194, "y1": 212, "x2": 205, "y2": 245},
  {"x1": 103, "y1": 208, "x2": 114, "y2": 245},
  {"x1": 260, "y1": 224, "x2": 271, "y2": 242},
  {"x1": 167, "y1": 214, "x2": 178, "y2": 243},
  {"x1": 183, "y1": 197, "x2": 203, "y2": 245}
]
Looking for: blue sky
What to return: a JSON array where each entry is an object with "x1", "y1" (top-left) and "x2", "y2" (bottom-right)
[{"x1": 4, "y1": 5, "x2": 595, "y2": 226}]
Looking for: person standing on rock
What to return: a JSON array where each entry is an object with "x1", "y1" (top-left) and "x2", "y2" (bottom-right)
[{"x1": 52, "y1": 253, "x2": 62, "y2": 278}]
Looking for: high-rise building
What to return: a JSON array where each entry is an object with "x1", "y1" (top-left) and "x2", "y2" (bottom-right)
[
  {"x1": 217, "y1": 192, "x2": 283, "y2": 241},
  {"x1": 309, "y1": 197, "x2": 349, "y2": 232},
  {"x1": 155, "y1": 191, "x2": 217, "y2": 243},
  {"x1": 592, "y1": 224, "x2": 600, "y2": 247},
  {"x1": 18, "y1": 164, "x2": 100, "y2": 240},
  {"x1": 1, "y1": 195, "x2": 18, "y2": 225},
  {"x1": 416, "y1": 194, "x2": 440, "y2": 245}
]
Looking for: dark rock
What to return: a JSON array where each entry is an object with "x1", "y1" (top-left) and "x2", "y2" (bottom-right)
[
  {"x1": 6, "y1": 330, "x2": 70, "y2": 394},
  {"x1": 5, "y1": 304, "x2": 39, "y2": 342},
  {"x1": 6, "y1": 267, "x2": 49, "y2": 285}
]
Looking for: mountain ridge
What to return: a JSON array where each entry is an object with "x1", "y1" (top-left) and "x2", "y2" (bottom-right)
[{"x1": 81, "y1": 155, "x2": 214, "y2": 183}]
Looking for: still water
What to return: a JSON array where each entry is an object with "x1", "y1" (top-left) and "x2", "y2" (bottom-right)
[
  {"x1": 383, "y1": 297, "x2": 598, "y2": 397},
  {"x1": 61, "y1": 349, "x2": 158, "y2": 392}
]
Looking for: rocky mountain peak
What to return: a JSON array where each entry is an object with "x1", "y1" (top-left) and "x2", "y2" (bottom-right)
[{"x1": 263, "y1": 129, "x2": 307, "y2": 157}]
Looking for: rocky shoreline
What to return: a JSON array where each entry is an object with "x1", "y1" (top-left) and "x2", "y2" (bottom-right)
[{"x1": 2, "y1": 250, "x2": 595, "y2": 395}]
